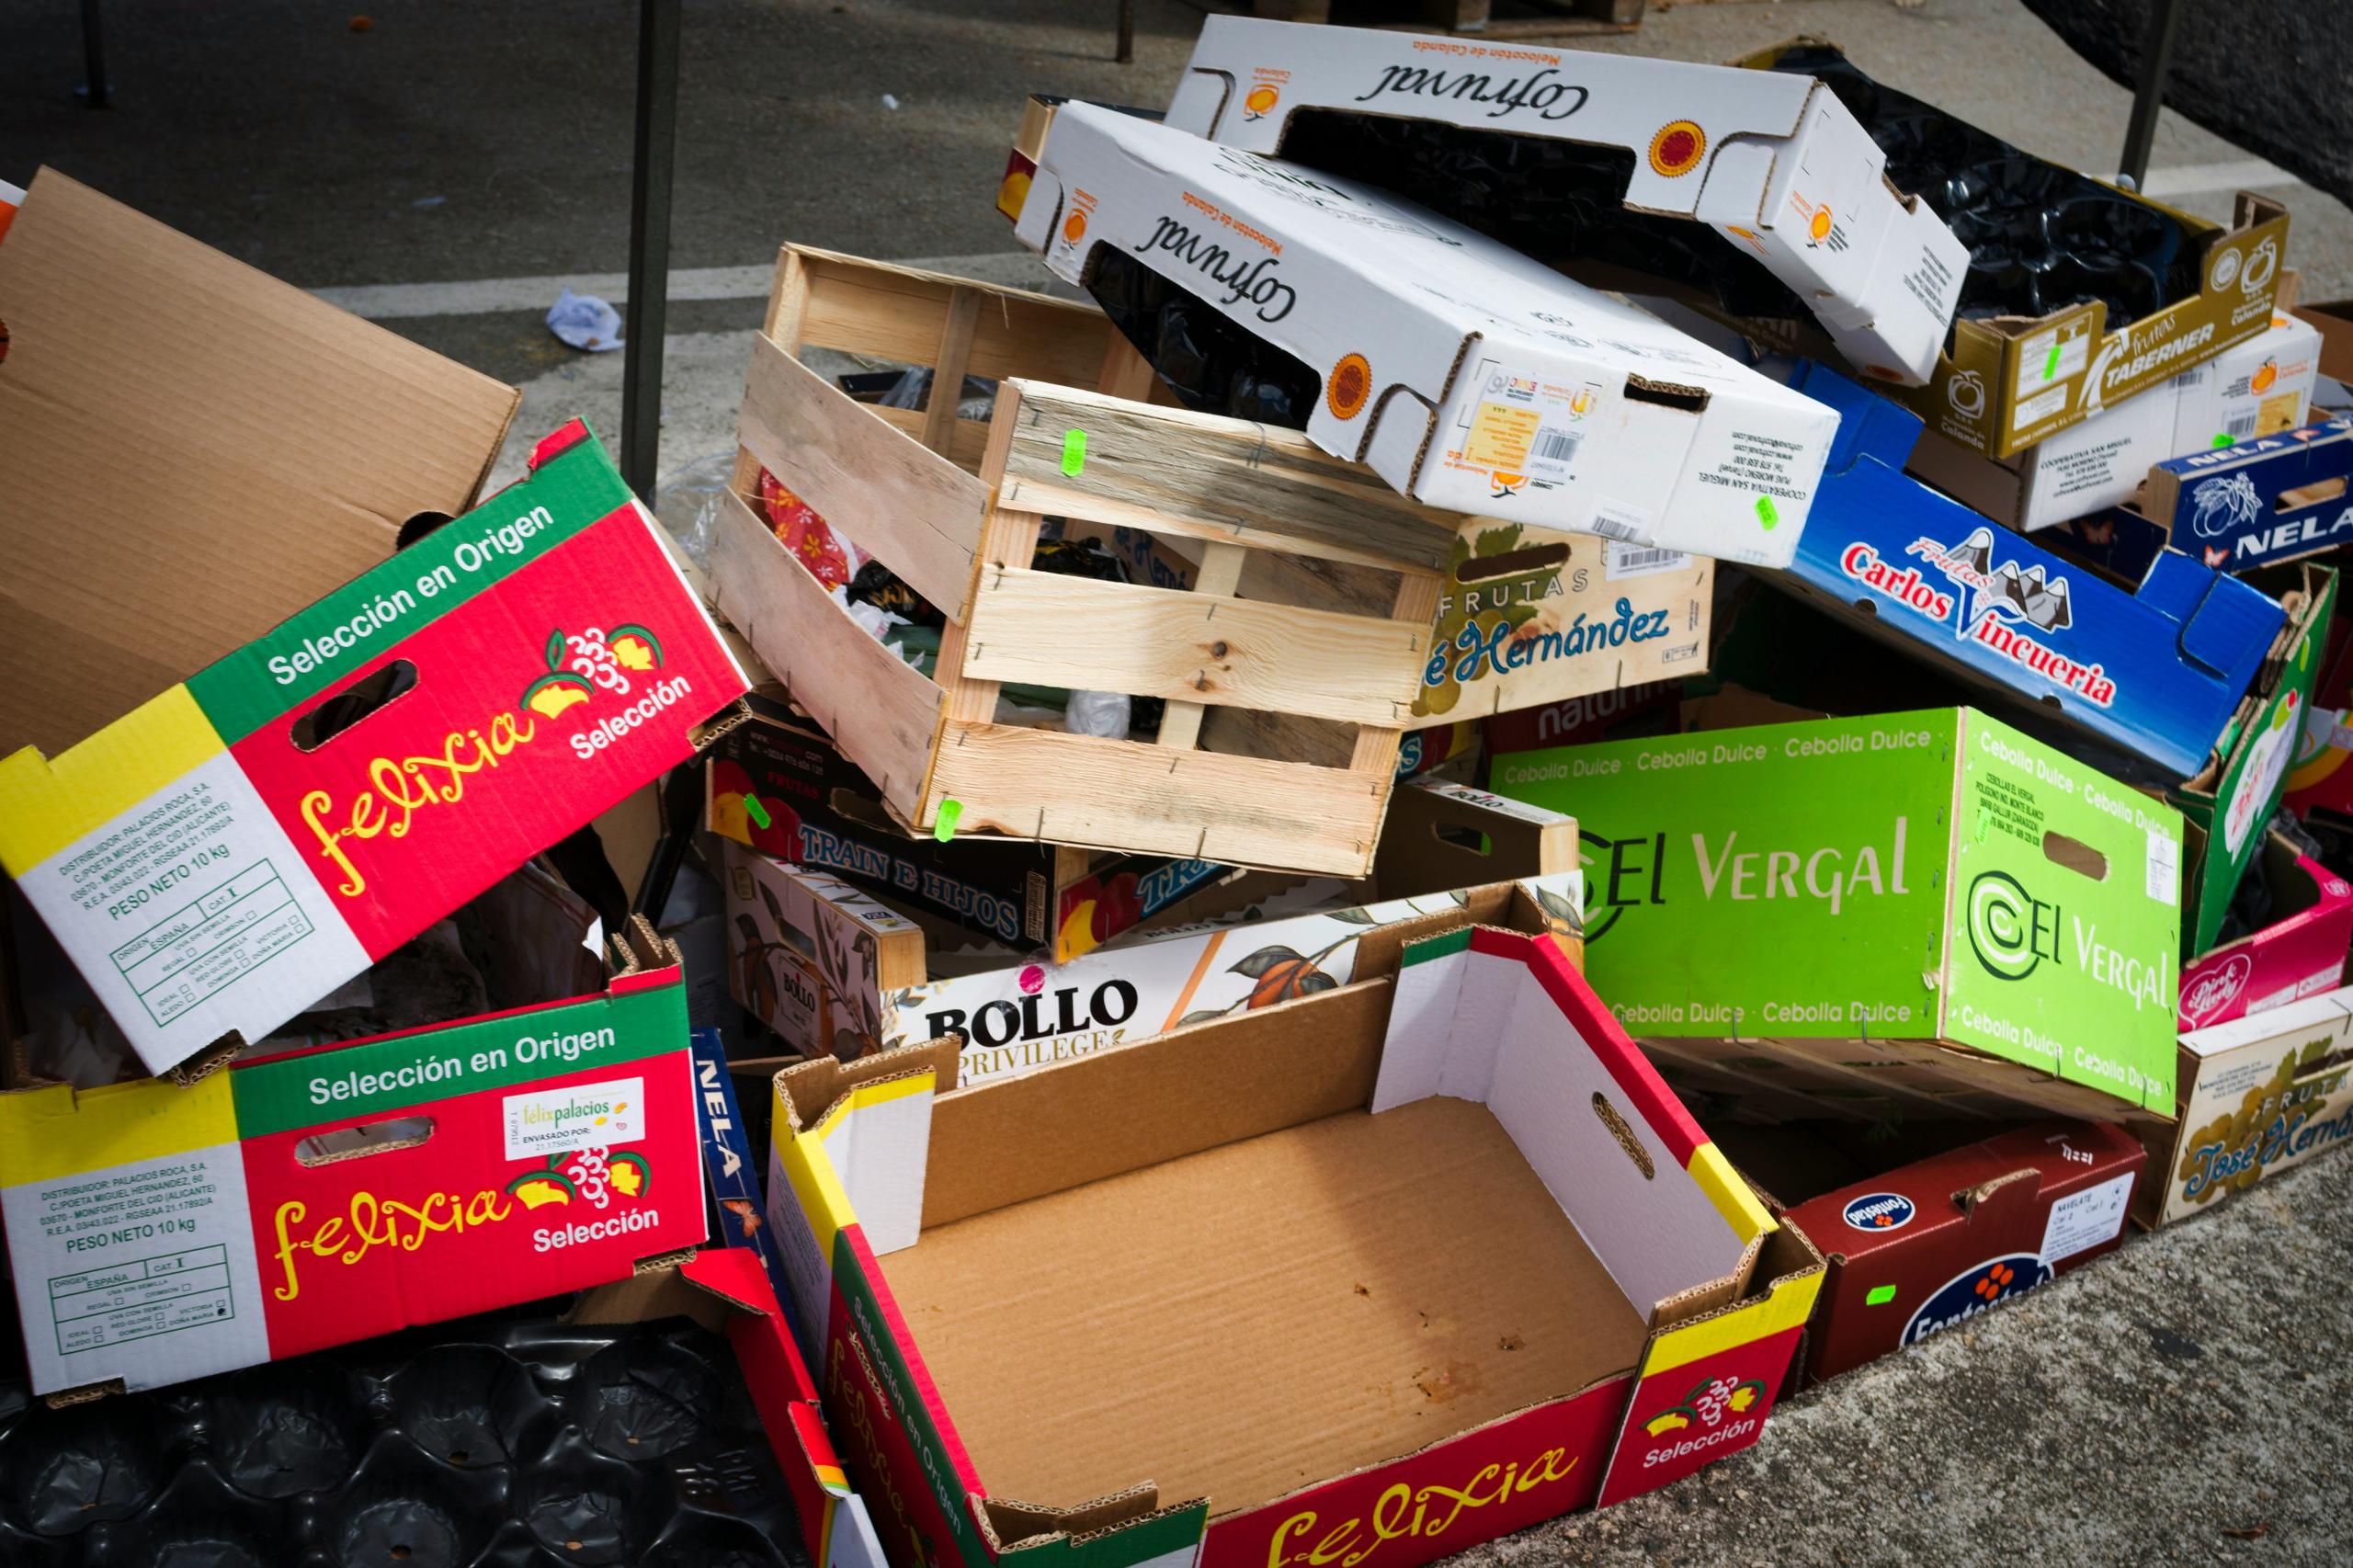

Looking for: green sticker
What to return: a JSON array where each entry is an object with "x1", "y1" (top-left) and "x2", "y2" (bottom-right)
[
  {"x1": 1755, "y1": 495, "x2": 1779, "y2": 530},
  {"x1": 2211, "y1": 432, "x2": 2235, "y2": 449},
  {"x1": 1062, "y1": 428, "x2": 1088, "y2": 476},
  {"x1": 2042, "y1": 339, "x2": 2063, "y2": 381},
  {"x1": 1866, "y1": 1284, "x2": 1899, "y2": 1306},
  {"x1": 934, "y1": 798, "x2": 962, "y2": 842},
  {"x1": 744, "y1": 793, "x2": 771, "y2": 830}
]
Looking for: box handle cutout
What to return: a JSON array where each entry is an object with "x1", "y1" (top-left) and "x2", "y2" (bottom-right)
[
  {"x1": 395, "y1": 510, "x2": 455, "y2": 550},
  {"x1": 2042, "y1": 831, "x2": 2108, "y2": 881},
  {"x1": 295, "y1": 1116, "x2": 434, "y2": 1166},
  {"x1": 1458, "y1": 542, "x2": 1570, "y2": 584},
  {"x1": 1591, "y1": 1093, "x2": 1654, "y2": 1179},
  {"x1": 1624, "y1": 375, "x2": 1710, "y2": 415},
  {"x1": 2280, "y1": 475, "x2": 2347, "y2": 511},
  {"x1": 292, "y1": 659, "x2": 419, "y2": 752},
  {"x1": 1434, "y1": 824, "x2": 1492, "y2": 855}
]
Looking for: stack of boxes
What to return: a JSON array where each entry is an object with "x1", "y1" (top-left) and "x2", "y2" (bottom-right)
[{"x1": 6, "y1": 13, "x2": 2353, "y2": 1568}]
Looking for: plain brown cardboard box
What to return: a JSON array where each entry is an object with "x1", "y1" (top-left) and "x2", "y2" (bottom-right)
[{"x1": 0, "y1": 168, "x2": 520, "y2": 756}]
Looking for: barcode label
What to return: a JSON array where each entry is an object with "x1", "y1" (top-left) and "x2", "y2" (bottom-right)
[
  {"x1": 1606, "y1": 540, "x2": 1691, "y2": 580},
  {"x1": 1587, "y1": 512, "x2": 1640, "y2": 540},
  {"x1": 2224, "y1": 412, "x2": 2258, "y2": 439},
  {"x1": 1528, "y1": 425, "x2": 1583, "y2": 477},
  {"x1": 1587, "y1": 499, "x2": 1653, "y2": 546}
]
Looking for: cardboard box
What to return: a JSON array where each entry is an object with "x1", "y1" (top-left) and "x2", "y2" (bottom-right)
[
  {"x1": 572, "y1": 1244, "x2": 890, "y2": 1568},
  {"x1": 2292, "y1": 299, "x2": 2353, "y2": 384},
  {"x1": 1768, "y1": 361, "x2": 2286, "y2": 778},
  {"x1": 1483, "y1": 679, "x2": 1687, "y2": 759},
  {"x1": 1911, "y1": 309, "x2": 2321, "y2": 533},
  {"x1": 0, "y1": 421, "x2": 750, "y2": 1078},
  {"x1": 2177, "y1": 833, "x2": 2353, "y2": 1031},
  {"x1": 2150, "y1": 984, "x2": 2353, "y2": 1226},
  {"x1": 1012, "y1": 100, "x2": 1840, "y2": 567},
  {"x1": 1717, "y1": 1119, "x2": 2143, "y2": 1382},
  {"x1": 2169, "y1": 564, "x2": 2335, "y2": 957},
  {"x1": 708, "y1": 696, "x2": 1235, "y2": 960},
  {"x1": 2078, "y1": 415, "x2": 2353, "y2": 582},
  {"x1": 0, "y1": 169, "x2": 520, "y2": 757},
  {"x1": 1734, "y1": 46, "x2": 2291, "y2": 461},
  {"x1": 0, "y1": 934, "x2": 709, "y2": 1399},
  {"x1": 1492, "y1": 707, "x2": 2185, "y2": 1121},
  {"x1": 764, "y1": 926, "x2": 1823, "y2": 1567},
  {"x1": 2284, "y1": 605, "x2": 2353, "y2": 819},
  {"x1": 1162, "y1": 15, "x2": 1968, "y2": 384},
  {"x1": 725, "y1": 781, "x2": 1584, "y2": 1080}
]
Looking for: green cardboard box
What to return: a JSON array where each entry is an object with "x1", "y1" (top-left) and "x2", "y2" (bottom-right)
[{"x1": 1494, "y1": 709, "x2": 2182, "y2": 1122}]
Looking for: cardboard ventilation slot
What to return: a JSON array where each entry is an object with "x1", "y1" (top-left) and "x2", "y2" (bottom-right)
[
  {"x1": 1590, "y1": 1092, "x2": 1654, "y2": 1179},
  {"x1": 2279, "y1": 476, "x2": 2347, "y2": 510},
  {"x1": 2040, "y1": 831, "x2": 2108, "y2": 881},
  {"x1": 290, "y1": 659, "x2": 418, "y2": 751},
  {"x1": 1458, "y1": 543, "x2": 1571, "y2": 583},
  {"x1": 1623, "y1": 376, "x2": 1710, "y2": 414},
  {"x1": 293, "y1": 1115, "x2": 435, "y2": 1166}
]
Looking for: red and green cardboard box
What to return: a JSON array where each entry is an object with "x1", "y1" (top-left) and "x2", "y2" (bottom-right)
[
  {"x1": 0, "y1": 421, "x2": 749, "y2": 1077},
  {"x1": 0, "y1": 958, "x2": 708, "y2": 1399},
  {"x1": 763, "y1": 923, "x2": 1821, "y2": 1568},
  {"x1": 1716, "y1": 1119, "x2": 2143, "y2": 1384}
]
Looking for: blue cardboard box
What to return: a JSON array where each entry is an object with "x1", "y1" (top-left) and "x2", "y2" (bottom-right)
[
  {"x1": 1768, "y1": 363, "x2": 2287, "y2": 778},
  {"x1": 2068, "y1": 417, "x2": 2353, "y2": 583}
]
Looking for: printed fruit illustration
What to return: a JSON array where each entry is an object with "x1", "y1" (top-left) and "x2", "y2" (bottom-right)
[
  {"x1": 608, "y1": 624, "x2": 662, "y2": 672},
  {"x1": 1233, "y1": 945, "x2": 1339, "y2": 1009},
  {"x1": 1417, "y1": 525, "x2": 1549, "y2": 719},
  {"x1": 506, "y1": 1171, "x2": 577, "y2": 1209},
  {"x1": 1058, "y1": 900, "x2": 1102, "y2": 962},
  {"x1": 1643, "y1": 1411, "x2": 1690, "y2": 1436},
  {"x1": 2253, "y1": 358, "x2": 2279, "y2": 393},
  {"x1": 523, "y1": 673, "x2": 593, "y2": 719},
  {"x1": 607, "y1": 1151, "x2": 652, "y2": 1198},
  {"x1": 1244, "y1": 85, "x2": 1279, "y2": 118},
  {"x1": 1972, "y1": 1261, "x2": 2017, "y2": 1301}
]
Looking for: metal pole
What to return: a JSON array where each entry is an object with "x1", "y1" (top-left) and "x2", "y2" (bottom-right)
[
  {"x1": 621, "y1": 0, "x2": 683, "y2": 502},
  {"x1": 1117, "y1": 0, "x2": 1135, "y2": 64},
  {"x1": 2118, "y1": 0, "x2": 2187, "y2": 190},
  {"x1": 81, "y1": 0, "x2": 108, "y2": 108}
]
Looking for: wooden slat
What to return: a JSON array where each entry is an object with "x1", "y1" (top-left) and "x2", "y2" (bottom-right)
[
  {"x1": 960, "y1": 566, "x2": 1421, "y2": 727},
  {"x1": 1152, "y1": 541, "x2": 1247, "y2": 751},
  {"x1": 926, "y1": 721, "x2": 1389, "y2": 876},
  {"x1": 921, "y1": 286, "x2": 983, "y2": 455},
  {"x1": 995, "y1": 381, "x2": 1456, "y2": 572},
  {"x1": 710, "y1": 490, "x2": 944, "y2": 824},
  {"x1": 1096, "y1": 335, "x2": 1161, "y2": 403},
  {"x1": 1345, "y1": 568, "x2": 1444, "y2": 777},
  {"x1": 788, "y1": 246, "x2": 1112, "y2": 389},
  {"x1": 864, "y1": 402, "x2": 993, "y2": 472},
  {"x1": 738, "y1": 334, "x2": 983, "y2": 621}
]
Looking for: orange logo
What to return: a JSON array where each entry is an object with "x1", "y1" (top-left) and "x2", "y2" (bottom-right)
[
  {"x1": 1491, "y1": 472, "x2": 1526, "y2": 498},
  {"x1": 1809, "y1": 207, "x2": 1834, "y2": 244},
  {"x1": 2253, "y1": 358, "x2": 2279, "y2": 392},
  {"x1": 1972, "y1": 1261, "x2": 2017, "y2": 1301},
  {"x1": 1063, "y1": 210, "x2": 1088, "y2": 245},
  {"x1": 1245, "y1": 84, "x2": 1280, "y2": 120},
  {"x1": 1648, "y1": 120, "x2": 1706, "y2": 177},
  {"x1": 1326, "y1": 352, "x2": 1372, "y2": 420}
]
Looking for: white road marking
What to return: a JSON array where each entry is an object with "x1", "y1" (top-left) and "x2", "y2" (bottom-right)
[
  {"x1": 309, "y1": 252, "x2": 1051, "y2": 319},
  {"x1": 2139, "y1": 158, "x2": 2302, "y2": 199}
]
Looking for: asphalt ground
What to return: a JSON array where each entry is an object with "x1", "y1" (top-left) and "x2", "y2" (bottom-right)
[{"x1": 4, "y1": 2, "x2": 2349, "y2": 1562}]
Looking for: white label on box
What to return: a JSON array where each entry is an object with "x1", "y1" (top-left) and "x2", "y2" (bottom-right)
[
  {"x1": 1605, "y1": 539, "x2": 1691, "y2": 580},
  {"x1": 502, "y1": 1076, "x2": 644, "y2": 1162},
  {"x1": 2148, "y1": 828, "x2": 2179, "y2": 905},
  {"x1": 4, "y1": 1142, "x2": 269, "y2": 1394},
  {"x1": 2016, "y1": 328, "x2": 2090, "y2": 396},
  {"x1": 1461, "y1": 369, "x2": 1600, "y2": 483},
  {"x1": 1587, "y1": 499, "x2": 1654, "y2": 546},
  {"x1": 2013, "y1": 383, "x2": 2070, "y2": 432},
  {"x1": 2039, "y1": 1170, "x2": 2135, "y2": 1264}
]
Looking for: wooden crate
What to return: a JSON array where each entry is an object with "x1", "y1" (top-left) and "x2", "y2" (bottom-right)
[{"x1": 710, "y1": 245, "x2": 1460, "y2": 877}]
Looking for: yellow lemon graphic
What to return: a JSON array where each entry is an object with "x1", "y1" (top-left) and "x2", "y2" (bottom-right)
[
  {"x1": 1059, "y1": 900, "x2": 1102, "y2": 962},
  {"x1": 1644, "y1": 1412, "x2": 1690, "y2": 1437},
  {"x1": 523, "y1": 674, "x2": 592, "y2": 719},
  {"x1": 1727, "y1": 1385, "x2": 1758, "y2": 1413},
  {"x1": 608, "y1": 1152, "x2": 652, "y2": 1198},
  {"x1": 1245, "y1": 85, "x2": 1280, "y2": 117},
  {"x1": 711, "y1": 790, "x2": 752, "y2": 843},
  {"x1": 611, "y1": 636, "x2": 655, "y2": 672}
]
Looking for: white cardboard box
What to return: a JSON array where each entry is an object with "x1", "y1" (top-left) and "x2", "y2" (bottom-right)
[
  {"x1": 1013, "y1": 100, "x2": 1840, "y2": 569},
  {"x1": 2152, "y1": 983, "x2": 2353, "y2": 1226},
  {"x1": 1162, "y1": 15, "x2": 1968, "y2": 386},
  {"x1": 1914, "y1": 310, "x2": 2322, "y2": 532}
]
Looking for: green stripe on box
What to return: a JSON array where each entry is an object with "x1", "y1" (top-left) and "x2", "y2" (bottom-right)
[
  {"x1": 1051, "y1": 1501, "x2": 1209, "y2": 1568},
  {"x1": 1399, "y1": 926, "x2": 1475, "y2": 969},
  {"x1": 230, "y1": 978, "x2": 684, "y2": 1137},
  {"x1": 188, "y1": 433, "x2": 632, "y2": 743}
]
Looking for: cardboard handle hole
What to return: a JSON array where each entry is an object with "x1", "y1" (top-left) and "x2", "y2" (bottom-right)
[
  {"x1": 1458, "y1": 542, "x2": 1571, "y2": 584},
  {"x1": 1433, "y1": 823, "x2": 1492, "y2": 855},
  {"x1": 295, "y1": 1116, "x2": 434, "y2": 1166},
  {"x1": 2280, "y1": 476, "x2": 2347, "y2": 511},
  {"x1": 291, "y1": 659, "x2": 418, "y2": 752},
  {"x1": 1590, "y1": 1093, "x2": 1654, "y2": 1180},
  {"x1": 2042, "y1": 830, "x2": 2109, "y2": 881},
  {"x1": 1624, "y1": 375, "x2": 1710, "y2": 415},
  {"x1": 396, "y1": 510, "x2": 456, "y2": 550}
]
